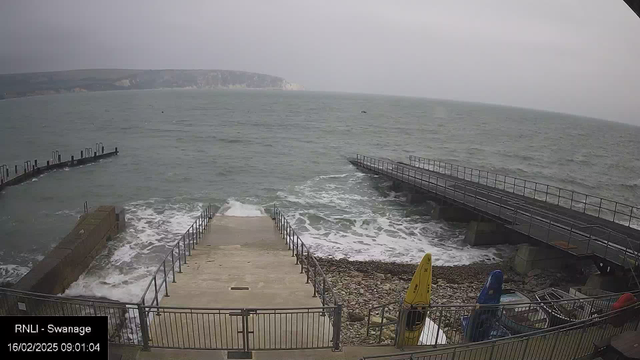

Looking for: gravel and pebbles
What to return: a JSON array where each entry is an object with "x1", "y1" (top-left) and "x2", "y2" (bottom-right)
[{"x1": 317, "y1": 257, "x2": 594, "y2": 346}]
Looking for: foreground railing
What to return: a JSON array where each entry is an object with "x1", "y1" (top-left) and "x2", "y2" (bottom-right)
[
  {"x1": 145, "y1": 305, "x2": 340, "y2": 351},
  {"x1": 272, "y1": 206, "x2": 341, "y2": 308},
  {"x1": 368, "y1": 289, "x2": 639, "y2": 348},
  {"x1": 140, "y1": 204, "x2": 215, "y2": 306},
  {"x1": 0, "y1": 287, "x2": 144, "y2": 346},
  {"x1": 408, "y1": 155, "x2": 640, "y2": 229},
  {"x1": 361, "y1": 301, "x2": 640, "y2": 360},
  {"x1": 354, "y1": 155, "x2": 640, "y2": 269}
]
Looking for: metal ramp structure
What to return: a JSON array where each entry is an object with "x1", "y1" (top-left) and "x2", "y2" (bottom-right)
[{"x1": 350, "y1": 155, "x2": 640, "y2": 273}]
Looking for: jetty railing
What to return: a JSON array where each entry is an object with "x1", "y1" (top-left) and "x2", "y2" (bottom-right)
[
  {"x1": 408, "y1": 155, "x2": 640, "y2": 229},
  {"x1": 0, "y1": 287, "x2": 144, "y2": 346},
  {"x1": 354, "y1": 155, "x2": 640, "y2": 269},
  {"x1": 272, "y1": 206, "x2": 341, "y2": 308},
  {"x1": 140, "y1": 204, "x2": 214, "y2": 307},
  {"x1": 0, "y1": 145, "x2": 119, "y2": 190},
  {"x1": 367, "y1": 290, "x2": 638, "y2": 347},
  {"x1": 361, "y1": 301, "x2": 640, "y2": 360}
]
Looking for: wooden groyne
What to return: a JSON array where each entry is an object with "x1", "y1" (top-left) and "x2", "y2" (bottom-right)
[{"x1": 0, "y1": 144, "x2": 119, "y2": 191}]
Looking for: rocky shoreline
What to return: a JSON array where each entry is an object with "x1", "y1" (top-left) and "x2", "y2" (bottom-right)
[{"x1": 317, "y1": 257, "x2": 594, "y2": 345}]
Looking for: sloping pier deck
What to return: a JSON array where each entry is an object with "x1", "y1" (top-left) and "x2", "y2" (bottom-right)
[{"x1": 350, "y1": 155, "x2": 640, "y2": 270}]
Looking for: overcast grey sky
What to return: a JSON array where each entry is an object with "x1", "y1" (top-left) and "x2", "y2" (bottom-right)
[{"x1": 1, "y1": 0, "x2": 639, "y2": 124}]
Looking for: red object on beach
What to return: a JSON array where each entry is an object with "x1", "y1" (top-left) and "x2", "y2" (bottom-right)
[{"x1": 612, "y1": 293, "x2": 637, "y2": 311}]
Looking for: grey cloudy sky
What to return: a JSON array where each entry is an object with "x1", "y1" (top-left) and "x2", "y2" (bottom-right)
[{"x1": 1, "y1": 0, "x2": 639, "y2": 124}]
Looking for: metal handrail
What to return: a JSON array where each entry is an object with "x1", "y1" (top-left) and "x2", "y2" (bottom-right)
[
  {"x1": 355, "y1": 155, "x2": 640, "y2": 269},
  {"x1": 139, "y1": 204, "x2": 214, "y2": 306},
  {"x1": 408, "y1": 155, "x2": 640, "y2": 229},
  {"x1": 272, "y1": 205, "x2": 341, "y2": 307},
  {"x1": 367, "y1": 290, "x2": 640, "y2": 344},
  {"x1": 361, "y1": 299, "x2": 640, "y2": 359},
  {"x1": 371, "y1": 288, "x2": 640, "y2": 311}
]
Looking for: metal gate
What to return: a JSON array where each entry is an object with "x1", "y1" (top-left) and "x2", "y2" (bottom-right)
[{"x1": 143, "y1": 306, "x2": 341, "y2": 352}]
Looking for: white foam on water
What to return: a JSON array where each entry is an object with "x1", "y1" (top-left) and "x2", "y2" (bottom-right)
[
  {"x1": 278, "y1": 172, "x2": 513, "y2": 265},
  {"x1": 0, "y1": 264, "x2": 30, "y2": 284},
  {"x1": 218, "y1": 199, "x2": 265, "y2": 216},
  {"x1": 64, "y1": 199, "x2": 203, "y2": 303}
]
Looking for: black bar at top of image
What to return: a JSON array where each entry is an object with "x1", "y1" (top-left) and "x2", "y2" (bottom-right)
[{"x1": 1, "y1": 316, "x2": 108, "y2": 360}]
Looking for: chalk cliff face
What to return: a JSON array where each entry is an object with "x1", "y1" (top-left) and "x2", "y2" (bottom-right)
[{"x1": 0, "y1": 69, "x2": 304, "y2": 99}]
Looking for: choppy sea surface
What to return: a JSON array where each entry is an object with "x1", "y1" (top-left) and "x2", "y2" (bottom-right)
[{"x1": 0, "y1": 89, "x2": 638, "y2": 302}]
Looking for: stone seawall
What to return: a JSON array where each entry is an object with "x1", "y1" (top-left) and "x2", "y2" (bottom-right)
[{"x1": 14, "y1": 205, "x2": 125, "y2": 295}]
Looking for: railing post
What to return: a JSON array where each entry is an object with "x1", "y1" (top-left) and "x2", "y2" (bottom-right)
[
  {"x1": 137, "y1": 304, "x2": 151, "y2": 351},
  {"x1": 333, "y1": 304, "x2": 342, "y2": 351},
  {"x1": 171, "y1": 250, "x2": 176, "y2": 282},
  {"x1": 598, "y1": 198, "x2": 603, "y2": 218},
  {"x1": 545, "y1": 184, "x2": 549, "y2": 203},
  {"x1": 182, "y1": 235, "x2": 187, "y2": 263},
  {"x1": 287, "y1": 223, "x2": 291, "y2": 245},
  {"x1": 323, "y1": 277, "x2": 327, "y2": 306},
  {"x1": 153, "y1": 277, "x2": 159, "y2": 306},
  {"x1": 163, "y1": 261, "x2": 169, "y2": 297},
  {"x1": 570, "y1": 191, "x2": 575, "y2": 210},
  {"x1": 299, "y1": 241, "x2": 304, "y2": 274},
  {"x1": 177, "y1": 243, "x2": 182, "y2": 273},
  {"x1": 242, "y1": 309, "x2": 251, "y2": 353},
  {"x1": 312, "y1": 264, "x2": 318, "y2": 297},
  {"x1": 434, "y1": 308, "x2": 443, "y2": 347},
  {"x1": 305, "y1": 247, "x2": 310, "y2": 283}
]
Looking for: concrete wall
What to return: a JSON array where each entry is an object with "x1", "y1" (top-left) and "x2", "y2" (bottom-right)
[
  {"x1": 512, "y1": 243, "x2": 573, "y2": 274},
  {"x1": 464, "y1": 221, "x2": 507, "y2": 246},
  {"x1": 14, "y1": 205, "x2": 125, "y2": 295}
]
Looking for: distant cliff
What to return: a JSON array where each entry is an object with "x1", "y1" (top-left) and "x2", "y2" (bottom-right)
[{"x1": 0, "y1": 69, "x2": 304, "y2": 100}]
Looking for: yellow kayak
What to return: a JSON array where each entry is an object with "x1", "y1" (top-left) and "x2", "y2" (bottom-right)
[{"x1": 398, "y1": 253, "x2": 432, "y2": 346}]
